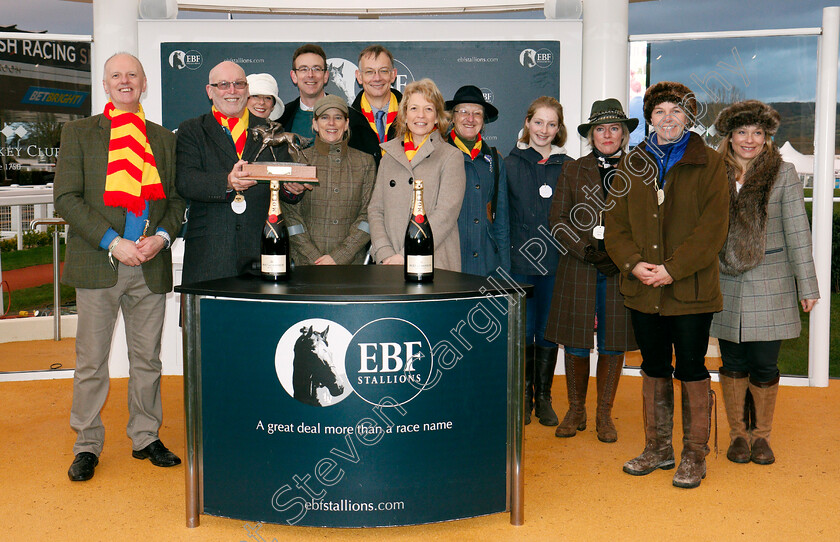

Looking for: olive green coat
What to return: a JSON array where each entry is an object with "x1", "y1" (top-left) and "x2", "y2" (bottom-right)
[
  {"x1": 604, "y1": 132, "x2": 729, "y2": 316},
  {"x1": 54, "y1": 114, "x2": 185, "y2": 294}
]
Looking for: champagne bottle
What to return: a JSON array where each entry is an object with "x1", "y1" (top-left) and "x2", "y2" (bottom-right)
[
  {"x1": 261, "y1": 180, "x2": 290, "y2": 281},
  {"x1": 404, "y1": 179, "x2": 434, "y2": 282}
]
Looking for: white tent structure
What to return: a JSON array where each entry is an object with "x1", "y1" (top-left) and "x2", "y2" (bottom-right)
[{"x1": 779, "y1": 140, "x2": 840, "y2": 188}]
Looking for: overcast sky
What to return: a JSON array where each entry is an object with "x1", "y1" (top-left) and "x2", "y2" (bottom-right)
[
  {"x1": 3, "y1": 0, "x2": 838, "y2": 104},
  {"x1": 3, "y1": 0, "x2": 839, "y2": 36}
]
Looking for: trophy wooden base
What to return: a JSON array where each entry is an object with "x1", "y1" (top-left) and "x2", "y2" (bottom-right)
[{"x1": 243, "y1": 162, "x2": 318, "y2": 184}]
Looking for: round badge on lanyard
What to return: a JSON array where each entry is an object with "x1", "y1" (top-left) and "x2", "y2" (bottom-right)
[
  {"x1": 539, "y1": 183, "x2": 553, "y2": 199},
  {"x1": 231, "y1": 192, "x2": 247, "y2": 214}
]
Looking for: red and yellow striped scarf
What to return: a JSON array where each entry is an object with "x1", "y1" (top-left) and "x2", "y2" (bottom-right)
[
  {"x1": 360, "y1": 93, "x2": 398, "y2": 141},
  {"x1": 403, "y1": 132, "x2": 430, "y2": 162},
  {"x1": 450, "y1": 130, "x2": 482, "y2": 160},
  {"x1": 212, "y1": 106, "x2": 249, "y2": 158},
  {"x1": 103, "y1": 101, "x2": 164, "y2": 216}
]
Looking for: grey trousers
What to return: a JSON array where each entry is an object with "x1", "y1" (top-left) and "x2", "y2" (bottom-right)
[{"x1": 70, "y1": 263, "x2": 166, "y2": 456}]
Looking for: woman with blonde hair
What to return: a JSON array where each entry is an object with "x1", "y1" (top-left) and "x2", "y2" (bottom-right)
[
  {"x1": 368, "y1": 79, "x2": 466, "y2": 270},
  {"x1": 505, "y1": 96, "x2": 572, "y2": 426},
  {"x1": 711, "y1": 100, "x2": 819, "y2": 466}
]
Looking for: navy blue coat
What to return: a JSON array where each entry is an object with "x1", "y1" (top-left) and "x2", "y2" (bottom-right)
[
  {"x1": 504, "y1": 144, "x2": 571, "y2": 276},
  {"x1": 450, "y1": 139, "x2": 511, "y2": 276}
]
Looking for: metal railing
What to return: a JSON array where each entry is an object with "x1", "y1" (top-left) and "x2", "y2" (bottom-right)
[{"x1": 29, "y1": 218, "x2": 67, "y2": 341}]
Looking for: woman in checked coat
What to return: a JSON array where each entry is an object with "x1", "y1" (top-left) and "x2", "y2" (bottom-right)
[
  {"x1": 710, "y1": 100, "x2": 819, "y2": 467},
  {"x1": 546, "y1": 99, "x2": 638, "y2": 444}
]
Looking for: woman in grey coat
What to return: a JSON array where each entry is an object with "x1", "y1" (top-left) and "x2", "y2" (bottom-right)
[{"x1": 710, "y1": 100, "x2": 819, "y2": 466}]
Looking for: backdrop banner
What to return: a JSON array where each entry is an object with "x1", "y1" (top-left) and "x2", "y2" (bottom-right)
[
  {"x1": 199, "y1": 295, "x2": 510, "y2": 527},
  {"x1": 161, "y1": 41, "x2": 560, "y2": 154}
]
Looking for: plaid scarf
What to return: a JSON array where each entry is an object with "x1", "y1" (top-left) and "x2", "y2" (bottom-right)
[
  {"x1": 103, "y1": 101, "x2": 164, "y2": 216},
  {"x1": 360, "y1": 92, "x2": 398, "y2": 141},
  {"x1": 403, "y1": 132, "x2": 430, "y2": 162},
  {"x1": 450, "y1": 130, "x2": 482, "y2": 160},
  {"x1": 212, "y1": 106, "x2": 249, "y2": 158}
]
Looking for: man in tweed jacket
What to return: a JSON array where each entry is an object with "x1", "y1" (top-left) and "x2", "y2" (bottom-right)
[{"x1": 55, "y1": 53, "x2": 186, "y2": 482}]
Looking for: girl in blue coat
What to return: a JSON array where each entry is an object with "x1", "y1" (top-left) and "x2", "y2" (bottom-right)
[{"x1": 505, "y1": 96, "x2": 571, "y2": 426}]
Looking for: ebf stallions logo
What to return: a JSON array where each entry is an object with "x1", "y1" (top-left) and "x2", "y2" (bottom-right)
[
  {"x1": 168, "y1": 49, "x2": 203, "y2": 70},
  {"x1": 519, "y1": 48, "x2": 553, "y2": 69},
  {"x1": 344, "y1": 318, "x2": 433, "y2": 407}
]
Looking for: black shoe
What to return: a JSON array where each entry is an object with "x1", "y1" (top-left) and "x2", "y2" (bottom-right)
[
  {"x1": 68, "y1": 452, "x2": 98, "y2": 481},
  {"x1": 132, "y1": 440, "x2": 181, "y2": 467}
]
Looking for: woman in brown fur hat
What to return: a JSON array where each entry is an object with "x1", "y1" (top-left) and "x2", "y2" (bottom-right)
[
  {"x1": 710, "y1": 100, "x2": 819, "y2": 466},
  {"x1": 604, "y1": 81, "x2": 729, "y2": 489}
]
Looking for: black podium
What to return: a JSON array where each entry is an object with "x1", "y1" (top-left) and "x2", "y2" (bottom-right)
[{"x1": 177, "y1": 265, "x2": 529, "y2": 528}]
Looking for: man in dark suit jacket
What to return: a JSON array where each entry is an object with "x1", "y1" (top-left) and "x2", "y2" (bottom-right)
[
  {"x1": 54, "y1": 53, "x2": 186, "y2": 482},
  {"x1": 176, "y1": 60, "x2": 305, "y2": 285},
  {"x1": 349, "y1": 44, "x2": 402, "y2": 166}
]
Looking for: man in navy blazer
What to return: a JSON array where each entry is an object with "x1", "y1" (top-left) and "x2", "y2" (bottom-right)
[
  {"x1": 55, "y1": 53, "x2": 186, "y2": 481},
  {"x1": 176, "y1": 60, "x2": 305, "y2": 284}
]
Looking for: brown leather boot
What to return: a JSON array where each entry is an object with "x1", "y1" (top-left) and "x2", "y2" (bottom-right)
[
  {"x1": 719, "y1": 368, "x2": 751, "y2": 463},
  {"x1": 534, "y1": 346, "x2": 560, "y2": 426},
  {"x1": 554, "y1": 352, "x2": 590, "y2": 437},
  {"x1": 749, "y1": 374, "x2": 780, "y2": 465},
  {"x1": 524, "y1": 345, "x2": 535, "y2": 425},
  {"x1": 623, "y1": 372, "x2": 675, "y2": 475},
  {"x1": 673, "y1": 378, "x2": 713, "y2": 489},
  {"x1": 595, "y1": 353, "x2": 624, "y2": 443}
]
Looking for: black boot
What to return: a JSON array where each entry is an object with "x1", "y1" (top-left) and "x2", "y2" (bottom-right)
[
  {"x1": 524, "y1": 345, "x2": 535, "y2": 425},
  {"x1": 534, "y1": 345, "x2": 559, "y2": 426}
]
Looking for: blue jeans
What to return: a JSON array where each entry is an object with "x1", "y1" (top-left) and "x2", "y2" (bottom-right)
[
  {"x1": 565, "y1": 271, "x2": 623, "y2": 357},
  {"x1": 512, "y1": 272, "x2": 556, "y2": 347}
]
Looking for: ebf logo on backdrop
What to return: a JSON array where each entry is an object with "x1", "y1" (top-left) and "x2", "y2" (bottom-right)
[
  {"x1": 161, "y1": 40, "x2": 560, "y2": 154},
  {"x1": 168, "y1": 49, "x2": 202, "y2": 70}
]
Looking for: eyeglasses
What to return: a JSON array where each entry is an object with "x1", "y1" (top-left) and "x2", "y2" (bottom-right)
[
  {"x1": 295, "y1": 66, "x2": 326, "y2": 74},
  {"x1": 454, "y1": 109, "x2": 484, "y2": 120},
  {"x1": 209, "y1": 80, "x2": 247, "y2": 90},
  {"x1": 361, "y1": 68, "x2": 395, "y2": 79}
]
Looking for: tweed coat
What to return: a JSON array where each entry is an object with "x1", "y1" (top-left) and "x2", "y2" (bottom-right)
[
  {"x1": 544, "y1": 153, "x2": 637, "y2": 351},
  {"x1": 604, "y1": 132, "x2": 729, "y2": 316},
  {"x1": 175, "y1": 112, "x2": 299, "y2": 284},
  {"x1": 54, "y1": 114, "x2": 185, "y2": 294},
  {"x1": 368, "y1": 131, "x2": 466, "y2": 271},
  {"x1": 281, "y1": 136, "x2": 376, "y2": 265},
  {"x1": 710, "y1": 161, "x2": 819, "y2": 342}
]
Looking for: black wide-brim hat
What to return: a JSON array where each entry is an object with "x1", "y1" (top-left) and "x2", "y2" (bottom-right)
[
  {"x1": 577, "y1": 98, "x2": 639, "y2": 138},
  {"x1": 445, "y1": 85, "x2": 499, "y2": 123}
]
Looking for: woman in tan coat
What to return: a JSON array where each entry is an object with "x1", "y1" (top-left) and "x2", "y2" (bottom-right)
[
  {"x1": 604, "y1": 81, "x2": 729, "y2": 489},
  {"x1": 710, "y1": 100, "x2": 819, "y2": 466},
  {"x1": 368, "y1": 79, "x2": 466, "y2": 271}
]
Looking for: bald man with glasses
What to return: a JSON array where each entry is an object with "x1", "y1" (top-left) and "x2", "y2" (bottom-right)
[{"x1": 176, "y1": 60, "x2": 305, "y2": 284}]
